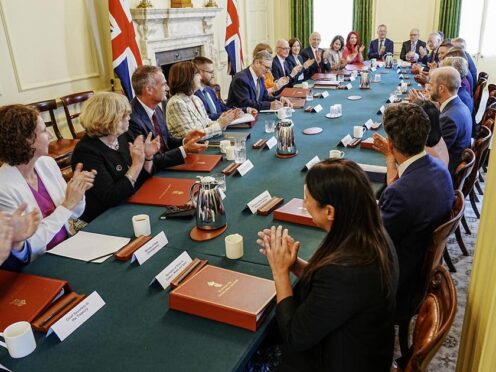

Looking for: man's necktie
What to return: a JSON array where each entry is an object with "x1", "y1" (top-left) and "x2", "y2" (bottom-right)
[
  {"x1": 411, "y1": 42, "x2": 416, "y2": 52},
  {"x1": 379, "y1": 40, "x2": 383, "y2": 55},
  {"x1": 152, "y1": 111, "x2": 167, "y2": 152},
  {"x1": 204, "y1": 89, "x2": 217, "y2": 114},
  {"x1": 255, "y1": 79, "x2": 261, "y2": 100}
]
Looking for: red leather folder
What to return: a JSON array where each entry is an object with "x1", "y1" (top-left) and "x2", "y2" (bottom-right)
[
  {"x1": 167, "y1": 154, "x2": 223, "y2": 172},
  {"x1": 273, "y1": 198, "x2": 318, "y2": 228},
  {"x1": 286, "y1": 97, "x2": 306, "y2": 109},
  {"x1": 280, "y1": 87, "x2": 310, "y2": 98},
  {"x1": 127, "y1": 177, "x2": 195, "y2": 206},
  {"x1": 169, "y1": 265, "x2": 275, "y2": 331}
]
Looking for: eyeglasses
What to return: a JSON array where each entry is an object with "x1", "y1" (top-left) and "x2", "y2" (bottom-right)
[
  {"x1": 259, "y1": 62, "x2": 272, "y2": 71},
  {"x1": 278, "y1": 47, "x2": 290, "y2": 51},
  {"x1": 200, "y1": 69, "x2": 215, "y2": 74}
]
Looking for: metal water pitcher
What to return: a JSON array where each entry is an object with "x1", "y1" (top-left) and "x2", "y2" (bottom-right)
[
  {"x1": 189, "y1": 176, "x2": 226, "y2": 230},
  {"x1": 385, "y1": 53, "x2": 394, "y2": 68},
  {"x1": 276, "y1": 119, "x2": 297, "y2": 155},
  {"x1": 360, "y1": 71, "x2": 370, "y2": 89}
]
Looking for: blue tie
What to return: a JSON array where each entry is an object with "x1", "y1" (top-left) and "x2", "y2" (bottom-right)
[{"x1": 203, "y1": 89, "x2": 217, "y2": 114}]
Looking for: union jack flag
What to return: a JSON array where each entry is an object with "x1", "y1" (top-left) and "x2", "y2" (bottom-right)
[
  {"x1": 109, "y1": 0, "x2": 142, "y2": 100},
  {"x1": 225, "y1": 0, "x2": 243, "y2": 75}
]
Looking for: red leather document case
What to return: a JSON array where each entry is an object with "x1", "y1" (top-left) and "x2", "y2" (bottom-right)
[
  {"x1": 127, "y1": 177, "x2": 195, "y2": 206},
  {"x1": 273, "y1": 198, "x2": 318, "y2": 228},
  {"x1": 280, "y1": 87, "x2": 310, "y2": 98},
  {"x1": 167, "y1": 154, "x2": 222, "y2": 172}
]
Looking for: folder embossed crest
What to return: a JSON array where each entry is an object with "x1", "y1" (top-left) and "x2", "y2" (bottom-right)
[
  {"x1": 167, "y1": 154, "x2": 222, "y2": 172},
  {"x1": 273, "y1": 198, "x2": 318, "y2": 228},
  {"x1": 128, "y1": 177, "x2": 196, "y2": 206}
]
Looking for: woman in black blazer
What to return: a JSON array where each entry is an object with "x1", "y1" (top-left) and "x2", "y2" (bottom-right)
[
  {"x1": 71, "y1": 92, "x2": 161, "y2": 222},
  {"x1": 257, "y1": 159, "x2": 398, "y2": 371},
  {"x1": 286, "y1": 37, "x2": 312, "y2": 82}
]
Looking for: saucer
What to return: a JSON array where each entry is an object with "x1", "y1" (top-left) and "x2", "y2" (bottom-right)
[
  {"x1": 303, "y1": 127, "x2": 323, "y2": 135},
  {"x1": 325, "y1": 113, "x2": 342, "y2": 119},
  {"x1": 347, "y1": 95, "x2": 362, "y2": 100}
]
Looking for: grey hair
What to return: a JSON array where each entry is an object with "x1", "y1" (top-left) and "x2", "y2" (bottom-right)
[{"x1": 440, "y1": 56, "x2": 469, "y2": 79}]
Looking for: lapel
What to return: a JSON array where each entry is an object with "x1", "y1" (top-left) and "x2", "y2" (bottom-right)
[
  {"x1": 186, "y1": 94, "x2": 206, "y2": 123},
  {"x1": 244, "y1": 68, "x2": 257, "y2": 98},
  {"x1": 132, "y1": 98, "x2": 156, "y2": 135}
]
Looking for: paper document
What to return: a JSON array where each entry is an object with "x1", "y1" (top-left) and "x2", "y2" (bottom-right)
[
  {"x1": 229, "y1": 113, "x2": 255, "y2": 125},
  {"x1": 48, "y1": 231, "x2": 131, "y2": 263}
]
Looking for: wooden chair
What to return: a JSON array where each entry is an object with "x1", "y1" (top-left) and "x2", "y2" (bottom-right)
[
  {"x1": 473, "y1": 72, "x2": 488, "y2": 118},
  {"x1": 27, "y1": 99, "x2": 79, "y2": 167},
  {"x1": 59, "y1": 91, "x2": 94, "y2": 139},
  {"x1": 403, "y1": 266, "x2": 457, "y2": 372}
]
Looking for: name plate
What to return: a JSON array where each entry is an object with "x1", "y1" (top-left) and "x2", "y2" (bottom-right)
[
  {"x1": 371, "y1": 67, "x2": 377, "y2": 72},
  {"x1": 132, "y1": 231, "x2": 168, "y2": 265},
  {"x1": 303, "y1": 155, "x2": 320, "y2": 170},
  {"x1": 364, "y1": 119, "x2": 374, "y2": 129},
  {"x1": 313, "y1": 104, "x2": 323, "y2": 113},
  {"x1": 399, "y1": 74, "x2": 404, "y2": 79},
  {"x1": 247, "y1": 190, "x2": 272, "y2": 214},
  {"x1": 346, "y1": 83, "x2": 353, "y2": 90},
  {"x1": 321, "y1": 90, "x2": 329, "y2": 98},
  {"x1": 48, "y1": 291, "x2": 105, "y2": 342},
  {"x1": 339, "y1": 134, "x2": 354, "y2": 147},
  {"x1": 236, "y1": 159, "x2": 254, "y2": 176},
  {"x1": 350, "y1": 76, "x2": 356, "y2": 82},
  {"x1": 151, "y1": 251, "x2": 192, "y2": 290},
  {"x1": 219, "y1": 188, "x2": 226, "y2": 200},
  {"x1": 397, "y1": 68, "x2": 401, "y2": 74},
  {"x1": 265, "y1": 136, "x2": 277, "y2": 149},
  {"x1": 377, "y1": 105, "x2": 385, "y2": 115}
]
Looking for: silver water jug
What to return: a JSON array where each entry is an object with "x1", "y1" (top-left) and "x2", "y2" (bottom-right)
[
  {"x1": 360, "y1": 71, "x2": 370, "y2": 89},
  {"x1": 189, "y1": 176, "x2": 227, "y2": 230},
  {"x1": 385, "y1": 53, "x2": 393, "y2": 68},
  {"x1": 276, "y1": 119, "x2": 297, "y2": 155}
]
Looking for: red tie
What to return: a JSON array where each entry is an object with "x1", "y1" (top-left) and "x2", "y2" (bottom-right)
[{"x1": 152, "y1": 112, "x2": 167, "y2": 152}]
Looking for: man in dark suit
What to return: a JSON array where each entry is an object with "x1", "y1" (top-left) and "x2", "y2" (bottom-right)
[
  {"x1": 399, "y1": 28, "x2": 427, "y2": 62},
  {"x1": 272, "y1": 39, "x2": 303, "y2": 86},
  {"x1": 300, "y1": 32, "x2": 330, "y2": 76},
  {"x1": 368, "y1": 24, "x2": 394, "y2": 60},
  {"x1": 418, "y1": 32, "x2": 442, "y2": 65},
  {"x1": 226, "y1": 50, "x2": 292, "y2": 111},
  {"x1": 378, "y1": 103, "x2": 454, "y2": 327},
  {"x1": 192, "y1": 56, "x2": 257, "y2": 120},
  {"x1": 430, "y1": 66, "x2": 472, "y2": 175},
  {"x1": 452, "y1": 37, "x2": 478, "y2": 89},
  {"x1": 129, "y1": 65, "x2": 207, "y2": 170}
]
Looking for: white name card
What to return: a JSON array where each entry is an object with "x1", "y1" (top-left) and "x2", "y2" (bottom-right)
[
  {"x1": 399, "y1": 74, "x2": 404, "y2": 79},
  {"x1": 304, "y1": 156, "x2": 320, "y2": 170},
  {"x1": 371, "y1": 67, "x2": 377, "y2": 72},
  {"x1": 321, "y1": 90, "x2": 329, "y2": 98},
  {"x1": 247, "y1": 191, "x2": 272, "y2": 214},
  {"x1": 397, "y1": 68, "x2": 401, "y2": 74},
  {"x1": 236, "y1": 159, "x2": 254, "y2": 176},
  {"x1": 265, "y1": 136, "x2": 277, "y2": 149},
  {"x1": 151, "y1": 251, "x2": 192, "y2": 290},
  {"x1": 132, "y1": 231, "x2": 168, "y2": 265},
  {"x1": 350, "y1": 76, "x2": 356, "y2": 82},
  {"x1": 48, "y1": 291, "x2": 105, "y2": 342},
  {"x1": 313, "y1": 104, "x2": 323, "y2": 113},
  {"x1": 219, "y1": 189, "x2": 226, "y2": 200},
  {"x1": 379, "y1": 105, "x2": 385, "y2": 114},
  {"x1": 364, "y1": 119, "x2": 374, "y2": 130},
  {"x1": 346, "y1": 83, "x2": 353, "y2": 90},
  {"x1": 340, "y1": 134, "x2": 354, "y2": 147}
]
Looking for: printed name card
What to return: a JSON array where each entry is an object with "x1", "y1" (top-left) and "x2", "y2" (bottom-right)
[
  {"x1": 151, "y1": 251, "x2": 193, "y2": 289},
  {"x1": 132, "y1": 231, "x2": 168, "y2": 265},
  {"x1": 236, "y1": 159, "x2": 254, "y2": 176},
  {"x1": 265, "y1": 136, "x2": 277, "y2": 150},
  {"x1": 313, "y1": 104, "x2": 323, "y2": 113},
  {"x1": 371, "y1": 67, "x2": 377, "y2": 72},
  {"x1": 364, "y1": 119, "x2": 374, "y2": 130},
  {"x1": 346, "y1": 83, "x2": 353, "y2": 90},
  {"x1": 397, "y1": 68, "x2": 401, "y2": 74},
  {"x1": 339, "y1": 134, "x2": 354, "y2": 147},
  {"x1": 219, "y1": 189, "x2": 226, "y2": 200},
  {"x1": 399, "y1": 74, "x2": 404, "y2": 79},
  {"x1": 321, "y1": 90, "x2": 329, "y2": 98},
  {"x1": 350, "y1": 76, "x2": 356, "y2": 82},
  {"x1": 377, "y1": 105, "x2": 385, "y2": 115},
  {"x1": 247, "y1": 191, "x2": 272, "y2": 214},
  {"x1": 48, "y1": 291, "x2": 105, "y2": 342},
  {"x1": 304, "y1": 156, "x2": 320, "y2": 171}
]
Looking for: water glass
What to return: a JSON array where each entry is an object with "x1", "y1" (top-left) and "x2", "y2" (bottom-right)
[
  {"x1": 337, "y1": 74, "x2": 345, "y2": 83},
  {"x1": 234, "y1": 138, "x2": 246, "y2": 164},
  {"x1": 265, "y1": 120, "x2": 276, "y2": 133},
  {"x1": 306, "y1": 91, "x2": 313, "y2": 101},
  {"x1": 213, "y1": 173, "x2": 226, "y2": 192}
]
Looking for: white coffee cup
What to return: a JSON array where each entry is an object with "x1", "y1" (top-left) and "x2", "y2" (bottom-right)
[
  {"x1": 0, "y1": 321, "x2": 36, "y2": 358},
  {"x1": 353, "y1": 126, "x2": 365, "y2": 138},
  {"x1": 226, "y1": 146, "x2": 235, "y2": 161},
  {"x1": 219, "y1": 140, "x2": 231, "y2": 154},
  {"x1": 329, "y1": 150, "x2": 345, "y2": 159},
  {"x1": 132, "y1": 214, "x2": 151, "y2": 237},
  {"x1": 301, "y1": 82, "x2": 309, "y2": 89},
  {"x1": 225, "y1": 234, "x2": 243, "y2": 259},
  {"x1": 374, "y1": 74, "x2": 381, "y2": 82}
]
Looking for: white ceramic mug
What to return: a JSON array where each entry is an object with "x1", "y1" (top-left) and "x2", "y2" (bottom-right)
[
  {"x1": 225, "y1": 146, "x2": 235, "y2": 161},
  {"x1": 219, "y1": 140, "x2": 231, "y2": 154},
  {"x1": 301, "y1": 81, "x2": 309, "y2": 89},
  {"x1": 353, "y1": 126, "x2": 365, "y2": 138},
  {"x1": 225, "y1": 234, "x2": 244, "y2": 259},
  {"x1": 0, "y1": 321, "x2": 36, "y2": 358},
  {"x1": 329, "y1": 150, "x2": 345, "y2": 159},
  {"x1": 132, "y1": 214, "x2": 151, "y2": 237}
]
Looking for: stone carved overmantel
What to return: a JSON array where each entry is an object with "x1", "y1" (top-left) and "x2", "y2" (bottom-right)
[{"x1": 131, "y1": 7, "x2": 222, "y2": 66}]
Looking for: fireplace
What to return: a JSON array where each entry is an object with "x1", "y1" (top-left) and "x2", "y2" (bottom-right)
[{"x1": 156, "y1": 45, "x2": 202, "y2": 81}]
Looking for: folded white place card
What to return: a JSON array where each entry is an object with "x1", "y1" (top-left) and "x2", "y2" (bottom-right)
[
  {"x1": 371, "y1": 67, "x2": 377, "y2": 72},
  {"x1": 397, "y1": 68, "x2": 401, "y2": 74},
  {"x1": 219, "y1": 189, "x2": 226, "y2": 200},
  {"x1": 265, "y1": 136, "x2": 277, "y2": 149},
  {"x1": 346, "y1": 83, "x2": 353, "y2": 90},
  {"x1": 313, "y1": 104, "x2": 323, "y2": 113},
  {"x1": 131, "y1": 231, "x2": 168, "y2": 265},
  {"x1": 303, "y1": 156, "x2": 320, "y2": 171},
  {"x1": 364, "y1": 119, "x2": 374, "y2": 130},
  {"x1": 48, "y1": 291, "x2": 105, "y2": 342},
  {"x1": 378, "y1": 105, "x2": 385, "y2": 115},
  {"x1": 236, "y1": 159, "x2": 254, "y2": 176},
  {"x1": 151, "y1": 251, "x2": 193, "y2": 290},
  {"x1": 246, "y1": 191, "x2": 272, "y2": 214},
  {"x1": 399, "y1": 74, "x2": 404, "y2": 79},
  {"x1": 339, "y1": 134, "x2": 354, "y2": 147},
  {"x1": 321, "y1": 91, "x2": 329, "y2": 98},
  {"x1": 350, "y1": 76, "x2": 356, "y2": 82}
]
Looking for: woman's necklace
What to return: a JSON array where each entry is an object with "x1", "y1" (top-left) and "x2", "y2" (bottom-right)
[{"x1": 99, "y1": 137, "x2": 119, "y2": 150}]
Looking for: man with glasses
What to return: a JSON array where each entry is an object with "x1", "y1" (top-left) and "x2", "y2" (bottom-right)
[
  {"x1": 272, "y1": 39, "x2": 304, "y2": 87},
  {"x1": 399, "y1": 28, "x2": 426, "y2": 62},
  {"x1": 227, "y1": 50, "x2": 292, "y2": 111},
  {"x1": 193, "y1": 56, "x2": 257, "y2": 120},
  {"x1": 368, "y1": 24, "x2": 394, "y2": 60}
]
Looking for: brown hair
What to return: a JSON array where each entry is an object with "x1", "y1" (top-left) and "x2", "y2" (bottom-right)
[
  {"x1": 252, "y1": 43, "x2": 272, "y2": 58},
  {"x1": 0, "y1": 105, "x2": 39, "y2": 165},
  {"x1": 132, "y1": 65, "x2": 163, "y2": 96},
  {"x1": 192, "y1": 56, "x2": 214, "y2": 65},
  {"x1": 168, "y1": 61, "x2": 198, "y2": 96},
  {"x1": 288, "y1": 37, "x2": 302, "y2": 51}
]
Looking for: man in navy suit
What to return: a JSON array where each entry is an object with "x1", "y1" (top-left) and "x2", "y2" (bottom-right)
[
  {"x1": 368, "y1": 24, "x2": 394, "y2": 60},
  {"x1": 418, "y1": 32, "x2": 442, "y2": 65},
  {"x1": 129, "y1": 65, "x2": 207, "y2": 170},
  {"x1": 399, "y1": 28, "x2": 427, "y2": 62},
  {"x1": 300, "y1": 32, "x2": 330, "y2": 76},
  {"x1": 272, "y1": 39, "x2": 303, "y2": 87},
  {"x1": 226, "y1": 50, "x2": 292, "y2": 111},
  {"x1": 430, "y1": 66, "x2": 472, "y2": 175},
  {"x1": 378, "y1": 103, "x2": 454, "y2": 326},
  {"x1": 193, "y1": 57, "x2": 257, "y2": 120}
]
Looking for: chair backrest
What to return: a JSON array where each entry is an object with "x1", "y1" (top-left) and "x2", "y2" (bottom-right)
[
  {"x1": 406, "y1": 265, "x2": 457, "y2": 372},
  {"x1": 488, "y1": 83, "x2": 496, "y2": 98},
  {"x1": 481, "y1": 99, "x2": 496, "y2": 125},
  {"x1": 27, "y1": 99, "x2": 63, "y2": 140},
  {"x1": 453, "y1": 148, "x2": 476, "y2": 191},
  {"x1": 59, "y1": 91, "x2": 94, "y2": 139},
  {"x1": 473, "y1": 72, "x2": 488, "y2": 115},
  {"x1": 462, "y1": 125, "x2": 492, "y2": 197}
]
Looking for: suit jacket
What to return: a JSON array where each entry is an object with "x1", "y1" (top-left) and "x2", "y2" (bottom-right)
[
  {"x1": 276, "y1": 256, "x2": 398, "y2": 372},
  {"x1": 380, "y1": 155, "x2": 454, "y2": 321},
  {"x1": 419, "y1": 47, "x2": 439, "y2": 65},
  {"x1": 465, "y1": 52, "x2": 477, "y2": 91},
  {"x1": 286, "y1": 54, "x2": 307, "y2": 81},
  {"x1": 71, "y1": 133, "x2": 152, "y2": 222},
  {"x1": 300, "y1": 47, "x2": 331, "y2": 76},
  {"x1": 194, "y1": 86, "x2": 228, "y2": 120},
  {"x1": 128, "y1": 98, "x2": 184, "y2": 170},
  {"x1": 226, "y1": 67, "x2": 276, "y2": 110},
  {"x1": 399, "y1": 39, "x2": 427, "y2": 61},
  {"x1": 440, "y1": 96, "x2": 473, "y2": 175},
  {"x1": 458, "y1": 84, "x2": 474, "y2": 114},
  {"x1": 271, "y1": 56, "x2": 294, "y2": 84},
  {"x1": 1, "y1": 242, "x2": 31, "y2": 271},
  {"x1": 367, "y1": 38, "x2": 394, "y2": 59}
]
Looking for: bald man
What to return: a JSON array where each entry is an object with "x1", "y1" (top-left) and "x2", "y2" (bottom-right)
[
  {"x1": 301, "y1": 32, "x2": 331, "y2": 76},
  {"x1": 399, "y1": 28, "x2": 427, "y2": 62}
]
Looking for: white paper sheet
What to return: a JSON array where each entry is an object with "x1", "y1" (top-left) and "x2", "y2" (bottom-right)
[{"x1": 229, "y1": 113, "x2": 255, "y2": 125}]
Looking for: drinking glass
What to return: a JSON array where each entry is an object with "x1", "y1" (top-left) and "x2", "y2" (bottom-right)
[{"x1": 234, "y1": 138, "x2": 246, "y2": 164}]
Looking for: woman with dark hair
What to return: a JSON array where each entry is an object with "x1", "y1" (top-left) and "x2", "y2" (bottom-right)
[
  {"x1": 324, "y1": 35, "x2": 347, "y2": 70},
  {"x1": 256, "y1": 159, "x2": 398, "y2": 371},
  {"x1": 287, "y1": 37, "x2": 313, "y2": 82},
  {"x1": 342, "y1": 31, "x2": 365, "y2": 64},
  {"x1": 166, "y1": 61, "x2": 240, "y2": 139},
  {"x1": 0, "y1": 105, "x2": 95, "y2": 259}
]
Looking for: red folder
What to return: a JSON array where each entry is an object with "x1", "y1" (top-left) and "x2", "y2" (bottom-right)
[
  {"x1": 280, "y1": 87, "x2": 310, "y2": 98},
  {"x1": 167, "y1": 154, "x2": 222, "y2": 172},
  {"x1": 273, "y1": 198, "x2": 318, "y2": 228},
  {"x1": 128, "y1": 177, "x2": 195, "y2": 206}
]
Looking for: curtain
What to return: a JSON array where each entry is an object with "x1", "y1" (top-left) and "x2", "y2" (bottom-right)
[
  {"x1": 353, "y1": 0, "x2": 373, "y2": 58},
  {"x1": 438, "y1": 0, "x2": 462, "y2": 39},
  {"x1": 291, "y1": 0, "x2": 313, "y2": 46}
]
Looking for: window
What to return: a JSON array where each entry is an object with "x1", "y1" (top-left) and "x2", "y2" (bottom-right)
[
  {"x1": 313, "y1": 0, "x2": 353, "y2": 49},
  {"x1": 458, "y1": 0, "x2": 484, "y2": 54}
]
